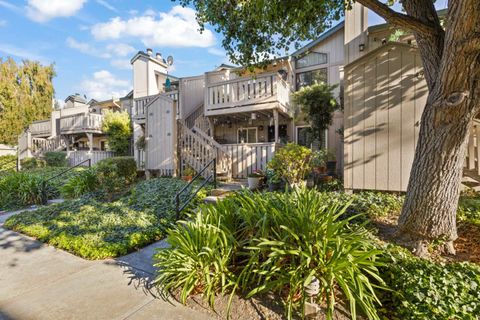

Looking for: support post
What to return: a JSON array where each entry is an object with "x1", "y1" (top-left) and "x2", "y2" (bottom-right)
[
  {"x1": 208, "y1": 117, "x2": 215, "y2": 137},
  {"x1": 87, "y1": 133, "x2": 93, "y2": 153},
  {"x1": 273, "y1": 109, "x2": 279, "y2": 143}
]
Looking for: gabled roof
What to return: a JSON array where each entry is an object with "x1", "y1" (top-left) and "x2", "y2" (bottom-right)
[
  {"x1": 64, "y1": 94, "x2": 87, "y2": 104},
  {"x1": 87, "y1": 99, "x2": 98, "y2": 106},
  {"x1": 291, "y1": 21, "x2": 345, "y2": 57}
]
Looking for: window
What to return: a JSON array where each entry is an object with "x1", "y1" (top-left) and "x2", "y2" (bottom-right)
[
  {"x1": 296, "y1": 68, "x2": 328, "y2": 90},
  {"x1": 237, "y1": 127, "x2": 257, "y2": 143},
  {"x1": 296, "y1": 126, "x2": 327, "y2": 149},
  {"x1": 295, "y1": 52, "x2": 328, "y2": 69}
]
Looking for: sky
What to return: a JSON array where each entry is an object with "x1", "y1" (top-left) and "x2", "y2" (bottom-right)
[{"x1": 0, "y1": 0, "x2": 448, "y2": 106}]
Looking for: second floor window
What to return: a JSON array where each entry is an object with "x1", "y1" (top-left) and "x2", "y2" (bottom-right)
[
  {"x1": 296, "y1": 68, "x2": 328, "y2": 90},
  {"x1": 295, "y1": 52, "x2": 328, "y2": 69}
]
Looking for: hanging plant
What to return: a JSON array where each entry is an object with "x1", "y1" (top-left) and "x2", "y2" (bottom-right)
[{"x1": 135, "y1": 135, "x2": 146, "y2": 151}]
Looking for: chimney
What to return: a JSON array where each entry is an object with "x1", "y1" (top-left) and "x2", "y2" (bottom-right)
[
  {"x1": 146, "y1": 48, "x2": 153, "y2": 56},
  {"x1": 156, "y1": 52, "x2": 162, "y2": 61}
]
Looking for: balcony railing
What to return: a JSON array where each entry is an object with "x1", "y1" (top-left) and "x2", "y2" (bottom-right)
[
  {"x1": 30, "y1": 119, "x2": 51, "y2": 136},
  {"x1": 205, "y1": 73, "x2": 291, "y2": 115},
  {"x1": 60, "y1": 113, "x2": 103, "y2": 134},
  {"x1": 133, "y1": 91, "x2": 179, "y2": 120}
]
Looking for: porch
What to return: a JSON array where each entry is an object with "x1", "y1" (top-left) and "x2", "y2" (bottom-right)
[
  {"x1": 59, "y1": 113, "x2": 103, "y2": 134},
  {"x1": 29, "y1": 119, "x2": 51, "y2": 137}
]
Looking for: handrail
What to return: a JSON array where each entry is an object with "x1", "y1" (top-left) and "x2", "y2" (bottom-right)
[
  {"x1": 192, "y1": 125, "x2": 228, "y2": 153},
  {"x1": 175, "y1": 158, "x2": 216, "y2": 219},
  {"x1": 206, "y1": 72, "x2": 277, "y2": 87},
  {"x1": 41, "y1": 158, "x2": 91, "y2": 205}
]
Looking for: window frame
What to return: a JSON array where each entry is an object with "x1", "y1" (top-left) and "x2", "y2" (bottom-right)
[
  {"x1": 295, "y1": 67, "x2": 329, "y2": 90},
  {"x1": 237, "y1": 127, "x2": 258, "y2": 144},
  {"x1": 295, "y1": 125, "x2": 328, "y2": 149},
  {"x1": 295, "y1": 52, "x2": 328, "y2": 69}
]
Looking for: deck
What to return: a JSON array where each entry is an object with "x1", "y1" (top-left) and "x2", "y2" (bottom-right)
[{"x1": 59, "y1": 113, "x2": 103, "y2": 134}]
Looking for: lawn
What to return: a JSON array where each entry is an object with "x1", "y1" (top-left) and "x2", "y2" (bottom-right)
[{"x1": 4, "y1": 177, "x2": 206, "y2": 259}]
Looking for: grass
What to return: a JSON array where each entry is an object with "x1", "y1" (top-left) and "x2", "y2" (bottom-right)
[{"x1": 4, "y1": 177, "x2": 208, "y2": 259}]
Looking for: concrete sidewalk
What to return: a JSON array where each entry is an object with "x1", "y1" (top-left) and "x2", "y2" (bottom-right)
[{"x1": 0, "y1": 227, "x2": 212, "y2": 320}]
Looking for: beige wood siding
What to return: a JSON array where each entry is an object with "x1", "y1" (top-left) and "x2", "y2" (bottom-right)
[
  {"x1": 344, "y1": 43, "x2": 428, "y2": 192},
  {"x1": 145, "y1": 96, "x2": 177, "y2": 175}
]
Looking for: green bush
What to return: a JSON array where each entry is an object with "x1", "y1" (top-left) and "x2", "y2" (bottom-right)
[
  {"x1": 60, "y1": 168, "x2": 99, "y2": 199},
  {"x1": 155, "y1": 188, "x2": 385, "y2": 319},
  {"x1": 379, "y1": 247, "x2": 480, "y2": 320},
  {"x1": 267, "y1": 143, "x2": 312, "y2": 186},
  {"x1": 102, "y1": 110, "x2": 132, "y2": 155},
  {"x1": 21, "y1": 157, "x2": 45, "y2": 170},
  {"x1": 0, "y1": 155, "x2": 17, "y2": 172},
  {"x1": 0, "y1": 172, "x2": 55, "y2": 209},
  {"x1": 458, "y1": 193, "x2": 480, "y2": 227},
  {"x1": 44, "y1": 151, "x2": 67, "y2": 167},
  {"x1": 349, "y1": 192, "x2": 404, "y2": 219},
  {"x1": 96, "y1": 156, "x2": 137, "y2": 194}
]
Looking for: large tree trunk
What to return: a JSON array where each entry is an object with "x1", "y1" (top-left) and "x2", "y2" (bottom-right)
[{"x1": 359, "y1": 0, "x2": 480, "y2": 255}]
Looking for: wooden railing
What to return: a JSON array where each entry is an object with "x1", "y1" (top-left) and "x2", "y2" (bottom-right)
[
  {"x1": 30, "y1": 120, "x2": 51, "y2": 136},
  {"x1": 134, "y1": 91, "x2": 179, "y2": 119},
  {"x1": 223, "y1": 142, "x2": 279, "y2": 179},
  {"x1": 68, "y1": 150, "x2": 115, "y2": 166},
  {"x1": 205, "y1": 72, "x2": 291, "y2": 113},
  {"x1": 32, "y1": 136, "x2": 67, "y2": 154},
  {"x1": 178, "y1": 123, "x2": 232, "y2": 180},
  {"x1": 60, "y1": 113, "x2": 103, "y2": 133}
]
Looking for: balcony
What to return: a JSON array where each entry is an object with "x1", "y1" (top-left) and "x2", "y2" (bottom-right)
[
  {"x1": 133, "y1": 91, "x2": 179, "y2": 122},
  {"x1": 30, "y1": 119, "x2": 51, "y2": 136},
  {"x1": 205, "y1": 72, "x2": 292, "y2": 117},
  {"x1": 60, "y1": 113, "x2": 103, "y2": 134}
]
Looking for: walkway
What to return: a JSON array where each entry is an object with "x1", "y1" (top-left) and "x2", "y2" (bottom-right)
[{"x1": 0, "y1": 211, "x2": 212, "y2": 320}]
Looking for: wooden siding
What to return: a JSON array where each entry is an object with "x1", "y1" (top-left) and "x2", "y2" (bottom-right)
[
  {"x1": 344, "y1": 43, "x2": 428, "y2": 192},
  {"x1": 223, "y1": 143, "x2": 277, "y2": 179},
  {"x1": 145, "y1": 95, "x2": 177, "y2": 175},
  {"x1": 178, "y1": 76, "x2": 204, "y2": 119}
]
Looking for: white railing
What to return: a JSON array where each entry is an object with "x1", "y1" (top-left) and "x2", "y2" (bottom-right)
[
  {"x1": 30, "y1": 120, "x2": 51, "y2": 136},
  {"x1": 206, "y1": 73, "x2": 279, "y2": 112},
  {"x1": 32, "y1": 136, "x2": 67, "y2": 154},
  {"x1": 223, "y1": 142, "x2": 279, "y2": 179},
  {"x1": 60, "y1": 113, "x2": 103, "y2": 133},
  {"x1": 68, "y1": 150, "x2": 115, "y2": 166},
  {"x1": 134, "y1": 91, "x2": 179, "y2": 119}
]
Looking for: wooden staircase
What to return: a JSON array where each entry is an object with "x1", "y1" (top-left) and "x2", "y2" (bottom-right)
[
  {"x1": 32, "y1": 136, "x2": 68, "y2": 156},
  {"x1": 179, "y1": 105, "x2": 232, "y2": 181}
]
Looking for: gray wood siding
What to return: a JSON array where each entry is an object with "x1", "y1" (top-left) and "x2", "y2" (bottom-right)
[
  {"x1": 146, "y1": 96, "x2": 177, "y2": 175},
  {"x1": 344, "y1": 43, "x2": 428, "y2": 192}
]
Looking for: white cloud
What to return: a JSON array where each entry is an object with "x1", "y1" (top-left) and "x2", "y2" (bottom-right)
[
  {"x1": 110, "y1": 58, "x2": 131, "y2": 70},
  {"x1": 96, "y1": 0, "x2": 117, "y2": 13},
  {"x1": 91, "y1": 5, "x2": 215, "y2": 48},
  {"x1": 26, "y1": 0, "x2": 86, "y2": 22},
  {"x1": 106, "y1": 43, "x2": 135, "y2": 57},
  {"x1": 80, "y1": 70, "x2": 130, "y2": 100},
  {"x1": 208, "y1": 47, "x2": 225, "y2": 57},
  {"x1": 66, "y1": 37, "x2": 112, "y2": 58}
]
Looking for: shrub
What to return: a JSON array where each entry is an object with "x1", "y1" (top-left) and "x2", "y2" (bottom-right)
[
  {"x1": 458, "y1": 193, "x2": 480, "y2": 227},
  {"x1": 155, "y1": 188, "x2": 385, "y2": 319},
  {"x1": 21, "y1": 157, "x2": 45, "y2": 170},
  {"x1": 0, "y1": 172, "x2": 55, "y2": 209},
  {"x1": 60, "y1": 168, "x2": 99, "y2": 199},
  {"x1": 44, "y1": 151, "x2": 67, "y2": 167},
  {"x1": 0, "y1": 154, "x2": 17, "y2": 172},
  {"x1": 379, "y1": 247, "x2": 480, "y2": 320},
  {"x1": 267, "y1": 143, "x2": 312, "y2": 186},
  {"x1": 96, "y1": 156, "x2": 137, "y2": 194},
  {"x1": 349, "y1": 192, "x2": 404, "y2": 219},
  {"x1": 102, "y1": 110, "x2": 132, "y2": 155}
]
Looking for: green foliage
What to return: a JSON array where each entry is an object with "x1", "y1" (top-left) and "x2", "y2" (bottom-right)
[
  {"x1": 293, "y1": 83, "x2": 339, "y2": 141},
  {"x1": 0, "y1": 58, "x2": 56, "y2": 145},
  {"x1": 176, "y1": 1, "x2": 343, "y2": 66},
  {"x1": 101, "y1": 110, "x2": 132, "y2": 155},
  {"x1": 311, "y1": 149, "x2": 328, "y2": 167},
  {"x1": 316, "y1": 178, "x2": 344, "y2": 192},
  {"x1": 21, "y1": 157, "x2": 45, "y2": 170},
  {"x1": 60, "y1": 168, "x2": 99, "y2": 199},
  {"x1": 348, "y1": 192, "x2": 404, "y2": 219},
  {"x1": 267, "y1": 143, "x2": 312, "y2": 185},
  {"x1": 458, "y1": 192, "x2": 480, "y2": 227},
  {"x1": 96, "y1": 156, "x2": 137, "y2": 194},
  {"x1": 0, "y1": 154, "x2": 17, "y2": 173},
  {"x1": 155, "y1": 188, "x2": 385, "y2": 319},
  {"x1": 379, "y1": 248, "x2": 480, "y2": 320},
  {"x1": 182, "y1": 166, "x2": 195, "y2": 177},
  {"x1": 4, "y1": 178, "x2": 204, "y2": 259},
  {"x1": 44, "y1": 151, "x2": 67, "y2": 167}
]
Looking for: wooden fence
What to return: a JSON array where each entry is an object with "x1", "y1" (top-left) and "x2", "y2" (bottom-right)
[
  {"x1": 68, "y1": 151, "x2": 115, "y2": 166},
  {"x1": 223, "y1": 143, "x2": 278, "y2": 179}
]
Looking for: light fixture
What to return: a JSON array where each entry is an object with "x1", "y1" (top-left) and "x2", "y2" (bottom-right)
[
  {"x1": 251, "y1": 113, "x2": 257, "y2": 120},
  {"x1": 359, "y1": 44, "x2": 365, "y2": 52},
  {"x1": 277, "y1": 68, "x2": 288, "y2": 81}
]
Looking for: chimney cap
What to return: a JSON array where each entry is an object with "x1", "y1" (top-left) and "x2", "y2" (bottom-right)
[
  {"x1": 146, "y1": 48, "x2": 153, "y2": 55},
  {"x1": 156, "y1": 52, "x2": 162, "y2": 58}
]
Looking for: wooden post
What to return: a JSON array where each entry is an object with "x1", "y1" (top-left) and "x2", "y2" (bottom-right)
[
  {"x1": 208, "y1": 117, "x2": 215, "y2": 137},
  {"x1": 273, "y1": 109, "x2": 279, "y2": 143}
]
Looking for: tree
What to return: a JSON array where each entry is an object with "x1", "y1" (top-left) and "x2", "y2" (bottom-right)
[
  {"x1": 102, "y1": 110, "x2": 132, "y2": 155},
  {"x1": 178, "y1": 0, "x2": 480, "y2": 256},
  {"x1": 293, "y1": 83, "x2": 339, "y2": 142},
  {"x1": 0, "y1": 58, "x2": 55, "y2": 145}
]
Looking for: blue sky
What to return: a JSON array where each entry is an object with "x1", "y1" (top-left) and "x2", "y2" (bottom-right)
[{"x1": 0, "y1": 1, "x2": 447, "y2": 105}]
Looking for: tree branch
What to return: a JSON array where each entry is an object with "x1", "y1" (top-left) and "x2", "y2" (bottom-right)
[{"x1": 356, "y1": 0, "x2": 438, "y2": 36}]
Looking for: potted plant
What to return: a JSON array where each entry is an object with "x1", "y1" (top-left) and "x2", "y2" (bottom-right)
[
  {"x1": 182, "y1": 167, "x2": 195, "y2": 182},
  {"x1": 267, "y1": 143, "x2": 312, "y2": 188},
  {"x1": 248, "y1": 170, "x2": 264, "y2": 190},
  {"x1": 266, "y1": 169, "x2": 283, "y2": 191},
  {"x1": 310, "y1": 149, "x2": 328, "y2": 174}
]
